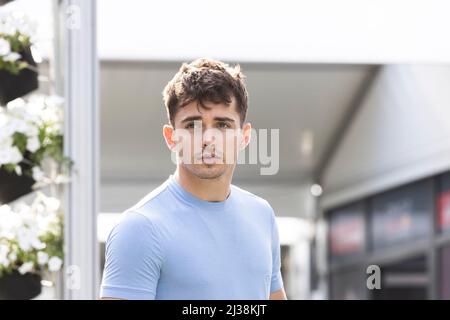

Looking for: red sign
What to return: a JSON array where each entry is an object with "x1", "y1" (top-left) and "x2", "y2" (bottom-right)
[
  {"x1": 438, "y1": 190, "x2": 450, "y2": 229},
  {"x1": 330, "y1": 216, "x2": 364, "y2": 255}
]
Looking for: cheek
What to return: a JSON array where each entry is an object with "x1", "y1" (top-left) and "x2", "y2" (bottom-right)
[
  {"x1": 193, "y1": 133, "x2": 202, "y2": 146},
  {"x1": 174, "y1": 130, "x2": 197, "y2": 157},
  {"x1": 223, "y1": 135, "x2": 239, "y2": 156}
]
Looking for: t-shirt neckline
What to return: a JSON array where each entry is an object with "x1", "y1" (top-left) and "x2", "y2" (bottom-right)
[{"x1": 167, "y1": 174, "x2": 233, "y2": 210}]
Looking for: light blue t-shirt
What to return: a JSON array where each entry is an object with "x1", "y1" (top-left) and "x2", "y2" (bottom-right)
[{"x1": 100, "y1": 175, "x2": 284, "y2": 300}]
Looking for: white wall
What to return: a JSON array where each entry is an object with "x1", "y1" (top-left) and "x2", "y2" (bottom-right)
[
  {"x1": 321, "y1": 65, "x2": 450, "y2": 209},
  {"x1": 97, "y1": 0, "x2": 450, "y2": 64}
]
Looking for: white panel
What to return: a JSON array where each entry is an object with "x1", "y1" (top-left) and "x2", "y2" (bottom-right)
[
  {"x1": 7, "y1": 0, "x2": 450, "y2": 64},
  {"x1": 98, "y1": 0, "x2": 450, "y2": 64},
  {"x1": 62, "y1": 0, "x2": 100, "y2": 300}
]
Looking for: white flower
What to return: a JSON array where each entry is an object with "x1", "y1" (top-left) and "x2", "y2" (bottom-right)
[
  {"x1": 8, "y1": 251, "x2": 17, "y2": 263},
  {"x1": 37, "y1": 251, "x2": 49, "y2": 265},
  {"x1": 8, "y1": 146, "x2": 23, "y2": 164},
  {"x1": 0, "y1": 136, "x2": 13, "y2": 149},
  {"x1": 7, "y1": 13, "x2": 36, "y2": 38},
  {"x1": 3, "y1": 52, "x2": 21, "y2": 62},
  {"x1": 14, "y1": 165, "x2": 22, "y2": 176},
  {"x1": 26, "y1": 136, "x2": 40, "y2": 152},
  {"x1": 0, "y1": 146, "x2": 22, "y2": 165},
  {"x1": 6, "y1": 97, "x2": 26, "y2": 110},
  {"x1": 8, "y1": 118, "x2": 29, "y2": 134},
  {"x1": 0, "y1": 257, "x2": 10, "y2": 268},
  {"x1": 0, "y1": 244, "x2": 9, "y2": 256},
  {"x1": 32, "y1": 166, "x2": 44, "y2": 181},
  {"x1": 39, "y1": 193, "x2": 60, "y2": 212},
  {"x1": 46, "y1": 123, "x2": 62, "y2": 135},
  {"x1": 0, "y1": 147, "x2": 11, "y2": 165},
  {"x1": 0, "y1": 244, "x2": 10, "y2": 267},
  {"x1": 48, "y1": 256, "x2": 62, "y2": 272},
  {"x1": 0, "y1": 190, "x2": 63, "y2": 275},
  {"x1": 0, "y1": 21, "x2": 17, "y2": 36},
  {"x1": 18, "y1": 261, "x2": 34, "y2": 275},
  {"x1": 0, "y1": 38, "x2": 11, "y2": 56},
  {"x1": 0, "y1": 113, "x2": 8, "y2": 130},
  {"x1": 0, "y1": 204, "x2": 21, "y2": 239},
  {"x1": 0, "y1": 122, "x2": 15, "y2": 139},
  {"x1": 25, "y1": 125, "x2": 38, "y2": 137},
  {"x1": 16, "y1": 228, "x2": 34, "y2": 252},
  {"x1": 0, "y1": 244, "x2": 8, "y2": 253},
  {"x1": 31, "y1": 238, "x2": 46, "y2": 250},
  {"x1": 16, "y1": 221, "x2": 43, "y2": 253}
]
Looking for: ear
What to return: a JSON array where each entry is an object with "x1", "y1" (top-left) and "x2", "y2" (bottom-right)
[
  {"x1": 163, "y1": 124, "x2": 176, "y2": 150},
  {"x1": 239, "y1": 122, "x2": 252, "y2": 150}
]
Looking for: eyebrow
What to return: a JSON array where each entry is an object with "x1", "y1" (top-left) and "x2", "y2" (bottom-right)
[
  {"x1": 214, "y1": 117, "x2": 235, "y2": 123},
  {"x1": 180, "y1": 116, "x2": 203, "y2": 123},
  {"x1": 180, "y1": 116, "x2": 236, "y2": 123}
]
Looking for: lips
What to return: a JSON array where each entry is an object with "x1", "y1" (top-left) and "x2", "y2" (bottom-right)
[
  {"x1": 202, "y1": 153, "x2": 215, "y2": 158},
  {"x1": 195, "y1": 151, "x2": 222, "y2": 159},
  {"x1": 200, "y1": 152, "x2": 223, "y2": 165}
]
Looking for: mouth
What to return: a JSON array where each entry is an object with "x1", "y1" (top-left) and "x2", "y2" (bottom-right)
[{"x1": 200, "y1": 153, "x2": 222, "y2": 165}]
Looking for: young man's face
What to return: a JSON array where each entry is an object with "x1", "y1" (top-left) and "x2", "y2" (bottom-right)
[{"x1": 164, "y1": 97, "x2": 251, "y2": 180}]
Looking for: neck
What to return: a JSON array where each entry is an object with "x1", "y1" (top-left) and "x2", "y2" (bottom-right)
[{"x1": 174, "y1": 166, "x2": 233, "y2": 202}]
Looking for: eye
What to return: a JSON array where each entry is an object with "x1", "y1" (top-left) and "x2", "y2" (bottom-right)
[
  {"x1": 217, "y1": 122, "x2": 231, "y2": 129},
  {"x1": 185, "y1": 122, "x2": 201, "y2": 129}
]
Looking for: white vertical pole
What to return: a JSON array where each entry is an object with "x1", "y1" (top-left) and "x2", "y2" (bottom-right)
[{"x1": 61, "y1": 0, "x2": 100, "y2": 300}]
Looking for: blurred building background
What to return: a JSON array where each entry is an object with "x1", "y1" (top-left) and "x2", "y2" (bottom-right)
[{"x1": 2, "y1": 0, "x2": 450, "y2": 300}]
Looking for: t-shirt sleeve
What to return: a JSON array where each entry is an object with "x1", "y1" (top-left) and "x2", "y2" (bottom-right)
[
  {"x1": 100, "y1": 211, "x2": 164, "y2": 300},
  {"x1": 270, "y1": 211, "x2": 284, "y2": 293}
]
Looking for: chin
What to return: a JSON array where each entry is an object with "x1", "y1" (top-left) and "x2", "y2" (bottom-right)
[{"x1": 185, "y1": 164, "x2": 228, "y2": 180}]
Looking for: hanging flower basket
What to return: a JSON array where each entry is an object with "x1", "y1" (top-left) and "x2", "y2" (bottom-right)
[
  {"x1": 0, "y1": 270, "x2": 41, "y2": 300},
  {"x1": 0, "y1": 192, "x2": 64, "y2": 300},
  {"x1": 0, "y1": 95, "x2": 72, "y2": 205},
  {"x1": 0, "y1": 13, "x2": 40, "y2": 106},
  {"x1": 0, "y1": 45, "x2": 38, "y2": 106}
]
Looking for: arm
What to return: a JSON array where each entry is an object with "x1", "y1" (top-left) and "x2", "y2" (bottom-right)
[
  {"x1": 99, "y1": 211, "x2": 164, "y2": 300},
  {"x1": 268, "y1": 206, "x2": 287, "y2": 299},
  {"x1": 270, "y1": 288, "x2": 287, "y2": 300}
]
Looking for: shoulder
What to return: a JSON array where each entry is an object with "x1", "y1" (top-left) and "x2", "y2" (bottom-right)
[
  {"x1": 231, "y1": 184, "x2": 276, "y2": 220},
  {"x1": 125, "y1": 179, "x2": 173, "y2": 214},
  {"x1": 106, "y1": 179, "x2": 181, "y2": 250},
  {"x1": 231, "y1": 184, "x2": 274, "y2": 210},
  {"x1": 106, "y1": 211, "x2": 163, "y2": 248}
]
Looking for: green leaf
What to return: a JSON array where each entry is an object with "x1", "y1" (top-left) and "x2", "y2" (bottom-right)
[{"x1": 12, "y1": 132, "x2": 27, "y2": 154}]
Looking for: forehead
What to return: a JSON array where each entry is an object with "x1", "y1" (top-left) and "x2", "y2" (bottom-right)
[{"x1": 174, "y1": 98, "x2": 240, "y2": 122}]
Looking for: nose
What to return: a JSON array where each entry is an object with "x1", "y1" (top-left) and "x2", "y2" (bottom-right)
[{"x1": 202, "y1": 128, "x2": 216, "y2": 147}]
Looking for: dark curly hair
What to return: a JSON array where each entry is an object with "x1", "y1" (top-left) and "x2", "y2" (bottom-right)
[{"x1": 162, "y1": 58, "x2": 249, "y2": 127}]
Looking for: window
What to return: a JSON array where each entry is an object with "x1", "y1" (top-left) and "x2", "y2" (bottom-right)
[{"x1": 370, "y1": 181, "x2": 432, "y2": 251}]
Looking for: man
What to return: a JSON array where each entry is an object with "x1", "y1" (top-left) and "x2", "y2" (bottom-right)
[{"x1": 100, "y1": 58, "x2": 286, "y2": 300}]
